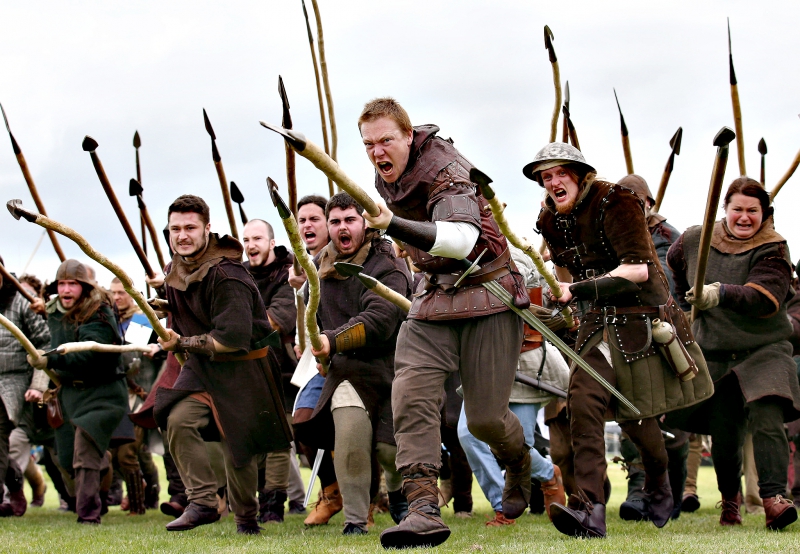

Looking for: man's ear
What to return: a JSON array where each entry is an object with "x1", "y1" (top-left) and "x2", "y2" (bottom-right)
[{"x1": 406, "y1": 129, "x2": 413, "y2": 146}]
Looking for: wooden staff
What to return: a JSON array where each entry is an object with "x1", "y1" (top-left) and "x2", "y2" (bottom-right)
[
  {"x1": 0, "y1": 313, "x2": 60, "y2": 386},
  {"x1": 202, "y1": 109, "x2": 239, "y2": 239},
  {"x1": 769, "y1": 148, "x2": 800, "y2": 202},
  {"x1": 333, "y1": 262, "x2": 412, "y2": 312},
  {"x1": 44, "y1": 342, "x2": 152, "y2": 356},
  {"x1": 229, "y1": 182, "x2": 248, "y2": 225},
  {"x1": 6, "y1": 200, "x2": 184, "y2": 365},
  {"x1": 310, "y1": 0, "x2": 338, "y2": 171},
  {"x1": 561, "y1": 81, "x2": 570, "y2": 143},
  {"x1": 562, "y1": 105, "x2": 581, "y2": 151},
  {"x1": 300, "y1": 0, "x2": 334, "y2": 197},
  {"x1": 0, "y1": 103, "x2": 66, "y2": 261},
  {"x1": 82, "y1": 137, "x2": 155, "y2": 279},
  {"x1": 268, "y1": 180, "x2": 328, "y2": 373},
  {"x1": 614, "y1": 89, "x2": 634, "y2": 174},
  {"x1": 691, "y1": 127, "x2": 736, "y2": 322},
  {"x1": 653, "y1": 127, "x2": 683, "y2": 213},
  {"x1": 758, "y1": 138, "x2": 767, "y2": 186},
  {"x1": 728, "y1": 19, "x2": 746, "y2": 176},
  {"x1": 544, "y1": 25, "x2": 561, "y2": 143},
  {"x1": 129, "y1": 179, "x2": 166, "y2": 270}
]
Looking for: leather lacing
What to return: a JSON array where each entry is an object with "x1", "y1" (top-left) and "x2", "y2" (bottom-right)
[{"x1": 403, "y1": 477, "x2": 442, "y2": 522}]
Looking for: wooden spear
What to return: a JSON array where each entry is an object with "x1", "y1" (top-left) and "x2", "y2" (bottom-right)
[
  {"x1": 81, "y1": 137, "x2": 155, "y2": 279},
  {"x1": 561, "y1": 81, "x2": 570, "y2": 143},
  {"x1": 301, "y1": 0, "x2": 334, "y2": 197},
  {"x1": 0, "y1": 313, "x2": 61, "y2": 386},
  {"x1": 133, "y1": 130, "x2": 148, "y2": 279},
  {"x1": 758, "y1": 138, "x2": 767, "y2": 185},
  {"x1": 691, "y1": 127, "x2": 735, "y2": 322},
  {"x1": 614, "y1": 88, "x2": 634, "y2": 174},
  {"x1": 0, "y1": 263, "x2": 36, "y2": 303},
  {"x1": 129, "y1": 178, "x2": 166, "y2": 270},
  {"x1": 229, "y1": 182, "x2": 248, "y2": 225},
  {"x1": 769, "y1": 149, "x2": 800, "y2": 202},
  {"x1": 203, "y1": 109, "x2": 239, "y2": 239},
  {"x1": 309, "y1": 0, "x2": 338, "y2": 172},
  {"x1": 6, "y1": 199, "x2": 184, "y2": 365},
  {"x1": 728, "y1": 19, "x2": 746, "y2": 176},
  {"x1": 544, "y1": 25, "x2": 561, "y2": 143},
  {"x1": 653, "y1": 127, "x2": 683, "y2": 214},
  {"x1": 0, "y1": 103, "x2": 66, "y2": 262}
]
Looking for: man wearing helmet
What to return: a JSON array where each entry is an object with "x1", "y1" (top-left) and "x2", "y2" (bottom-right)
[{"x1": 528, "y1": 143, "x2": 713, "y2": 538}]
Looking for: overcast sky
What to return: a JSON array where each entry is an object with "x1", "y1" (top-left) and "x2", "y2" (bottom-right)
[{"x1": 1, "y1": 0, "x2": 799, "y2": 292}]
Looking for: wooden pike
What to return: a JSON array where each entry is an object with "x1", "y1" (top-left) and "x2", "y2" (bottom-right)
[
  {"x1": 129, "y1": 178, "x2": 166, "y2": 270},
  {"x1": 44, "y1": 342, "x2": 152, "y2": 356},
  {"x1": 691, "y1": 127, "x2": 736, "y2": 322},
  {"x1": 544, "y1": 26, "x2": 561, "y2": 143},
  {"x1": 132, "y1": 130, "x2": 151, "y2": 291},
  {"x1": 758, "y1": 138, "x2": 767, "y2": 185},
  {"x1": 614, "y1": 89, "x2": 634, "y2": 174},
  {"x1": 561, "y1": 81, "x2": 570, "y2": 143},
  {"x1": 6, "y1": 199, "x2": 184, "y2": 365},
  {"x1": 0, "y1": 313, "x2": 61, "y2": 386},
  {"x1": 728, "y1": 19, "x2": 746, "y2": 176},
  {"x1": 0, "y1": 103, "x2": 66, "y2": 261},
  {"x1": 769, "y1": 114, "x2": 800, "y2": 201},
  {"x1": 82, "y1": 136, "x2": 155, "y2": 278},
  {"x1": 334, "y1": 262, "x2": 412, "y2": 312},
  {"x1": 562, "y1": 95, "x2": 581, "y2": 152},
  {"x1": 310, "y1": 0, "x2": 338, "y2": 171},
  {"x1": 203, "y1": 109, "x2": 239, "y2": 239},
  {"x1": 653, "y1": 127, "x2": 683, "y2": 213},
  {"x1": 0, "y1": 263, "x2": 36, "y2": 303},
  {"x1": 229, "y1": 182, "x2": 248, "y2": 225},
  {"x1": 300, "y1": 0, "x2": 334, "y2": 197}
]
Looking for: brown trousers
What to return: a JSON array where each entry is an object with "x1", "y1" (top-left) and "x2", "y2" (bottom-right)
[
  {"x1": 392, "y1": 311, "x2": 525, "y2": 471},
  {"x1": 73, "y1": 427, "x2": 109, "y2": 523},
  {"x1": 570, "y1": 343, "x2": 668, "y2": 504}
]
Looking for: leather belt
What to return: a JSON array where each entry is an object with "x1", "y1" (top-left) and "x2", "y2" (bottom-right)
[
  {"x1": 424, "y1": 248, "x2": 511, "y2": 289},
  {"x1": 214, "y1": 347, "x2": 268, "y2": 363}
]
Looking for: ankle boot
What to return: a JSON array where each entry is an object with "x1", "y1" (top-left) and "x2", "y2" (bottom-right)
[
  {"x1": 380, "y1": 464, "x2": 451, "y2": 549},
  {"x1": 124, "y1": 469, "x2": 146, "y2": 515},
  {"x1": 550, "y1": 492, "x2": 606, "y2": 538},
  {"x1": 763, "y1": 495, "x2": 798, "y2": 530},
  {"x1": 541, "y1": 464, "x2": 566, "y2": 520},
  {"x1": 499, "y1": 447, "x2": 531, "y2": 519},
  {"x1": 166, "y1": 502, "x2": 221, "y2": 531},
  {"x1": 717, "y1": 493, "x2": 742, "y2": 526},
  {"x1": 304, "y1": 482, "x2": 343, "y2": 526},
  {"x1": 644, "y1": 471, "x2": 673, "y2": 528},
  {"x1": 5, "y1": 460, "x2": 27, "y2": 517},
  {"x1": 258, "y1": 489, "x2": 287, "y2": 523},
  {"x1": 25, "y1": 458, "x2": 47, "y2": 508},
  {"x1": 388, "y1": 489, "x2": 409, "y2": 524},
  {"x1": 619, "y1": 464, "x2": 648, "y2": 521}
]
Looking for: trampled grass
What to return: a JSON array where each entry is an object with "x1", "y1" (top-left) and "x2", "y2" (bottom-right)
[{"x1": 0, "y1": 464, "x2": 798, "y2": 553}]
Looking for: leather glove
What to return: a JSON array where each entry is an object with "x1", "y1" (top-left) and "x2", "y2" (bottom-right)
[
  {"x1": 685, "y1": 282, "x2": 721, "y2": 311},
  {"x1": 528, "y1": 304, "x2": 570, "y2": 332},
  {"x1": 176, "y1": 334, "x2": 218, "y2": 359}
]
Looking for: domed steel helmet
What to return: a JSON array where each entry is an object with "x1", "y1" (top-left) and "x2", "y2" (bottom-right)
[
  {"x1": 522, "y1": 142, "x2": 596, "y2": 186},
  {"x1": 617, "y1": 174, "x2": 654, "y2": 205},
  {"x1": 45, "y1": 259, "x2": 98, "y2": 296}
]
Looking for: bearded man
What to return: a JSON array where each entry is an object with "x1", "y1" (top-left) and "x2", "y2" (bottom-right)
[
  {"x1": 148, "y1": 195, "x2": 291, "y2": 534},
  {"x1": 358, "y1": 98, "x2": 529, "y2": 549},
  {"x1": 528, "y1": 143, "x2": 713, "y2": 538}
]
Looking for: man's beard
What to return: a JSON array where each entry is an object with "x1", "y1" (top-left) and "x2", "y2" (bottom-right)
[
  {"x1": 554, "y1": 197, "x2": 578, "y2": 214},
  {"x1": 179, "y1": 235, "x2": 209, "y2": 260}
]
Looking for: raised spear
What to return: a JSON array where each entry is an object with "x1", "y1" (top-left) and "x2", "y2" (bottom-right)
[
  {"x1": 758, "y1": 138, "x2": 767, "y2": 185},
  {"x1": 691, "y1": 127, "x2": 736, "y2": 322},
  {"x1": 653, "y1": 127, "x2": 683, "y2": 214},
  {"x1": 133, "y1": 131, "x2": 149, "y2": 294},
  {"x1": 0, "y1": 313, "x2": 61, "y2": 386},
  {"x1": 0, "y1": 103, "x2": 66, "y2": 262},
  {"x1": 614, "y1": 88, "x2": 634, "y2": 174},
  {"x1": 728, "y1": 19, "x2": 746, "y2": 176},
  {"x1": 129, "y1": 178, "x2": 166, "y2": 269},
  {"x1": 6, "y1": 199, "x2": 184, "y2": 365},
  {"x1": 82, "y1": 137, "x2": 154, "y2": 279},
  {"x1": 229, "y1": 182, "x2": 248, "y2": 225},
  {"x1": 561, "y1": 81, "x2": 570, "y2": 143},
  {"x1": 203, "y1": 109, "x2": 239, "y2": 239},
  {"x1": 300, "y1": 0, "x2": 334, "y2": 197},
  {"x1": 769, "y1": 115, "x2": 800, "y2": 201},
  {"x1": 0, "y1": 263, "x2": 36, "y2": 303},
  {"x1": 544, "y1": 25, "x2": 561, "y2": 143},
  {"x1": 309, "y1": 0, "x2": 338, "y2": 169}
]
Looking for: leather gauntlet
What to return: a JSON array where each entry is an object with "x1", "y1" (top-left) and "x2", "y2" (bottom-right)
[
  {"x1": 386, "y1": 216, "x2": 436, "y2": 252},
  {"x1": 177, "y1": 334, "x2": 218, "y2": 360},
  {"x1": 569, "y1": 274, "x2": 640, "y2": 301}
]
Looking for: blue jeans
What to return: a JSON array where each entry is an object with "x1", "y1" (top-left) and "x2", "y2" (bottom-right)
[{"x1": 457, "y1": 402, "x2": 553, "y2": 511}]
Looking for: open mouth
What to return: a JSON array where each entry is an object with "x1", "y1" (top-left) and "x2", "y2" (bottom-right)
[
  {"x1": 377, "y1": 161, "x2": 393, "y2": 175},
  {"x1": 304, "y1": 232, "x2": 316, "y2": 243},
  {"x1": 554, "y1": 189, "x2": 568, "y2": 201},
  {"x1": 339, "y1": 234, "x2": 352, "y2": 249}
]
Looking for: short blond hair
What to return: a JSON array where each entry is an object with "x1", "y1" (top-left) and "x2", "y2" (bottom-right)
[{"x1": 358, "y1": 97, "x2": 412, "y2": 135}]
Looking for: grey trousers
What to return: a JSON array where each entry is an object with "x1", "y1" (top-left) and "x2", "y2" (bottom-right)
[{"x1": 392, "y1": 311, "x2": 525, "y2": 471}]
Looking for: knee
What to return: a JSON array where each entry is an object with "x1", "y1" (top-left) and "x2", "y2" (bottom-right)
[{"x1": 466, "y1": 418, "x2": 502, "y2": 444}]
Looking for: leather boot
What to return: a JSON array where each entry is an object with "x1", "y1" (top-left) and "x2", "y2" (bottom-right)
[
  {"x1": 124, "y1": 469, "x2": 146, "y2": 515},
  {"x1": 485, "y1": 511, "x2": 515, "y2": 527},
  {"x1": 25, "y1": 458, "x2": 47, "y2": 508},
  {"x1": 388, "y1": 489, "x2": 409, "y2": 524},
  {"x1": 541, "y1": 464, "x2": 566, "y2": 520},
  {"x1": 304, "y1": 482, "x2": 342, "y2": 526},
  {"x1": 5, "y1": 460, "x2": 27, "y2": 517},
  {"x1": 499, "y1": 448, "x2": 531, "y2": 519},
  {"x1": 550, "y1": 492, "x2": 606, "y2": 538},
  {"x1": 681, "y1": 493, "x2": 700, "y2": 513},
  {"x1": 717, "y1": 493, "x2": 742, "y2": 526},
  {"x1": 236, "y1": 517, "x2": 263, "y2": 535},
  {"x1": 380, "y1": 464, "x2": 451, "y2": 549},
  {"x1": 258, "y1": 489, "x2": 287, "y2": 523},
  {"x1": 166, "y1": 502, "x2": 221, "y2": 531},
  {"x1": 75, "y1": 468, "x2": 103, "y2": 524},
  {"x1": 763, "y1": 495, "x2": 798, "y2": 530},
  {"x1": 160, "y1": 500, "x2": 186, "y2": 519},
  {"x1": 644, "y1": 471, "x2": 673, "y2": 528},
  {"x1": 144, "y1": 482, "x2": 161, "y2": 510},
  {"x1": 619, "y1": 464, "x2": 648, "y2": 521}
]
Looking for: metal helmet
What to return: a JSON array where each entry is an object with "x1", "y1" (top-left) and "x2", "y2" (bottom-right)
[
  {"x1": 45, "y1": 259, "x2": 98, "y2": 296},
  {"x1": 522, "y1": 142, "x2": 596, "y2": 185},
  {"x1": 617, "y1": 174, "x2": 654, "y2": 206}
]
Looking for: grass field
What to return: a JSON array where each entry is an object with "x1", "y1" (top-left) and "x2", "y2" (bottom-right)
[{"x1": 1, "y1": 463, "x2": 798, "y2": 553}]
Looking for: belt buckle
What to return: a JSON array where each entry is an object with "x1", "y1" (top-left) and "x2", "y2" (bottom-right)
[
  {"x1": 603, "y1": 306, "x2": 621, "y2": 325},
  {"x1": 73, "y1": 380, "x2": 86, "y2": 390}
]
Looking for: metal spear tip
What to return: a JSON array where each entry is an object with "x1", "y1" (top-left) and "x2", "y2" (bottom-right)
[
  {"x1": 211, "y1": 140, "x2": 221, "y2": 163},
  {"x1": 0, "y1": 102, "x2": 21, "y2": 155},
  {"x1": 129, "y1": 178, "x2": 144, "y2": 197},
  {"x1": 356, "y1": 273, "x2": 379, "y2": 290},
  {"x1": 279, "y1": 76, "x2": 293, "y2": 129},
  {"x1": 543, "y1": 25, "x2": 556, "y2": 62},
  {"x1": 81, "y1": 136, "x2": 99, "y2": 152},
  {"x1": 670, "y1": 127, "x2": 683, "y2": 155},
  {"x1": 564, "y1": 81, "x2": 570, "y2": 105},
  {"x1": 713, "y1": 126, "x2": 736, "y2": 147},
  {"x1": 469, "y1": 168, "x2": 496, "y2": 201},
  {"x1": 230, "y1": 181, "x2": 245, "y2": 203},
  {"x1": 267, "y1": 177, "x2": 292, "y2": 219},
  {"x1": 259, "y1": 121, "x2": 307, "y2": 151},
  {"x1": 133, "y1": 130, "x2": 141, "y2": 148},
  {"x1": 6, "y1": 199, "x2": 37, "y2": 222},
  {"x1": 301, "y1": 0, "x2": 314, "y2": 43},
  {"x1": 333, "y1": 262, "x2": 364, "y2": 278},
  {"x1": 758, "y1": 138, "x2": 768, "y2": 155},
  {"x1": 613, "y1": 89, "x2": 628, "y2": 136},
  {"x1": 202, "y1": 108, "x2": 216, "y2": 140}
]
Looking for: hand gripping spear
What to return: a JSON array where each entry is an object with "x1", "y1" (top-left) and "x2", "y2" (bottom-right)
[
  {"x1": 614, "y1": 89, "x2": 634, "y2": 174},
  {"x1": 129, "y1": 178, "x2": 166, "y2": 270},
  {"x1": 203, "y1": 109, "x2": 239, "y2": 239},
  {"x1": 0, "y1": 103, "x2": 66, "y2": 262},
  {"x1": 229, "y1": 182, "x2": 248, "y2": 225},
  {"x1": 544, "y1": 26, "x2": 562, "y2": 143},
  {"x1": 728, "y1": 19, "x2": 747, "y2": 176},
  {"x1": 6, "y1": 200, "x2": 185, "y2": 366},
  {"x1": 259, "y1": 122, "x2": 639, "y2": 415},
  {"x1": 691, "y1": 127, "x2": 736, "y2": 322},
  {"x1": 758, "y1": 138, "x2": 767, "y2": 185},
  {"x1": 653, "y1": 127, "x2": 683, "y2": 214}
]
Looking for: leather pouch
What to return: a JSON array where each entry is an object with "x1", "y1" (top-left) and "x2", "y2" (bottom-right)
[{"x1": 43, "y1": 387, "x2": 64, "y2": 429}]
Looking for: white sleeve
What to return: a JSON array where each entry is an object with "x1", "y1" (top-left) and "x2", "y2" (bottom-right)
[{"x1": 428, "y1": 221, "x2": 480, "y2": 259}]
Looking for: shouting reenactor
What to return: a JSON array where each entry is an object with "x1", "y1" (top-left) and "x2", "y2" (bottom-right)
[
  {"x1": 358, "y1": 98, "x2": 530, "y2": 548},
  {"x1": 149, "y1": 195, "x2": 291, "y2": 534},
  {"x1": 528, "y1": 143, "x2": 713, "y2": 538},
  {"x1": 667, "y1": 177, "x2": 800, "y2": 530}
]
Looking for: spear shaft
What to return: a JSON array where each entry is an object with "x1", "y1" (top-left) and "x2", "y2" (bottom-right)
[
  {"x1": 769, "y1": 149, "x2": 800, "y2": 202},
  {"x1": 653, "y1": 127, "x2": 683, "y2": 214},
  {"x1": 614, "y1": 89, "x2": 634, "y2": 174},
  {"x1": 310, "y1": 0, "x2": 338, "y2": 171},
  {"x1": 728, "y1": 19, "x2": 746, "y2": 176},
  {"x1": 203, "y1": 109, "x2": 239, "y2": 239},
  {"x1": 0, "y1": 313, "x2": 61, "y2": 386},
  {"x1": 544, "y1": 26, "x2": 561, "y2": 143}
]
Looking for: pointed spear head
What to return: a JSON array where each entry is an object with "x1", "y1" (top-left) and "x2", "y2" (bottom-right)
[
  {"x1": 670, "y1": 127, "x2": 683, "y2": 155},
  {"x1": 543, "y1": 25, "x2": 556, "y2": 63},
  {"x1": 133, "y1": 130, "x2": 141, "y2": 149},
  {"x1": 6, "y1": 199, "x2": 37, "y2": 222},
  {"x1": 758, "y1": 138, "x2": 767, "y2": 155},
  {"x1": 613, "y1": 88, "x2": 628, "y2": 136},
  {"x1": 333, "y1": 262, "x2": 364, "y2": 278},
  {"x1": 279, "y1": 76, "x2": 292, "y2": 129},
  {"x1": 260, "y1": 121, "x2": 308, "y2": 152},
  {"x1": 230, "y1": 181, "x2": 245, "y2": 203},
  {"x1": 81, "y1": 136, "x2": 99, "y2": 152},
  {"x1": 0, "y1": 102, "x2": 21, "y2": 155},
  {"x1": 129, "y1": 178, "x2": 144, "y2": 197},
  {"x1": 301, "y1": 0, "x2": 314, "y2": 44},
  {"x1": 727, "y1": 18, "x2": 737, "y2": 85},
  {"x1": 202, "y1": 108, "x2": 216, "y2": 140},
  {"x1": 268, "y1": 177, "x2": 292, "y2": 219},
  {"x1": 469, "y1": 168, "x2": 496, "y2": 201},
  {"x1": 564, "y1": 81, "x2": 570, "y2": 108}
]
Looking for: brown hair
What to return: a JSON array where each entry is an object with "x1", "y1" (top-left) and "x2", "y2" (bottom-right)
[
  {"x1": 64, "y1": 285, "x2": 109, "y2": 325},
  {"x1": 536, "y1": 163, "x2": 596, "y2": 191},
  {"x1": 168, "y1": 195, "x2": 210, "y2": 226},
  {"x1": 723, "y1": 176, "x2": 772, "y2": 219},
  {"x1": 325, "y1": 192, "x2": 364, "y2": 219},
  {"x1": 297, "y1": 194, "x2": 328, "y2": 213},
  {"x1": 19, "y1": 274, "x2": 44, "y2": 298},
  {"x1": 358, "y1": 97, "x2": 413, "y2": 135}
]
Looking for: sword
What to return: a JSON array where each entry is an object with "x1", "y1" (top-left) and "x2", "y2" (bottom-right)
[{"x1": 304, "y1": 448, "x2": 325, "y2": 509}]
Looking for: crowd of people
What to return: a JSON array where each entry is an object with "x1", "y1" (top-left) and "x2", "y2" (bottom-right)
[{"x1": 1, "y1": 97, "x2": 799, "y2": 547}]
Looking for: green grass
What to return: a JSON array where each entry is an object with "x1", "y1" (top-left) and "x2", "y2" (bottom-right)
[{"x1": 1, "y1": 463, "x2": 798, "y2": 553}]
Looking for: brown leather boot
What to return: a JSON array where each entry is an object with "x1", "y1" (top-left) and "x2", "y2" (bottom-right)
[
  {"x1": 500, "y1": 448, "x2": 531, "y2": 519},
  {"x1": 763, "y1": 495, "x2": 798, "y2": 530},
  {"x1": 541, "y1": 464, "x2": 566, "y2": 520},
  {"x1": 380, "y1": 465, "x2": 451, "y2": 549},
  {"x1": 124, "y1": 469, "x2": 146, "y2": 515},
  {"x1": 25, "y1": 459, "x2": 46, "y2": 508},
  {"x1": 550, "y1": 492, "x2": 606, "y2": 538},
  {"x1": 303, "y1": 483, "x2": 342, "y2": 526},
  {"x1": 717, "y1": 494, "x2": 742, "y2": 526},
  {"x1": 485, "y1": 511, "x2": 515, "y2": 527},
  {"x1": 644, "y1": 471, "x2": 673, "y2": 528}
]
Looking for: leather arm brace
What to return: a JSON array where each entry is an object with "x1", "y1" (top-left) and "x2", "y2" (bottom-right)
[
  {"x1": 385, "y1": 215, "x2": 436, "y2": 252},
  {"x1": 176, "y1": 334, "x2": 218, "y2": 360},
  {"x1": 331, "y1": 322, "x2": 367, "y2": 355},
  {"x1": 569, "y1": 274, "x2": 640, "y2": 301}
]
